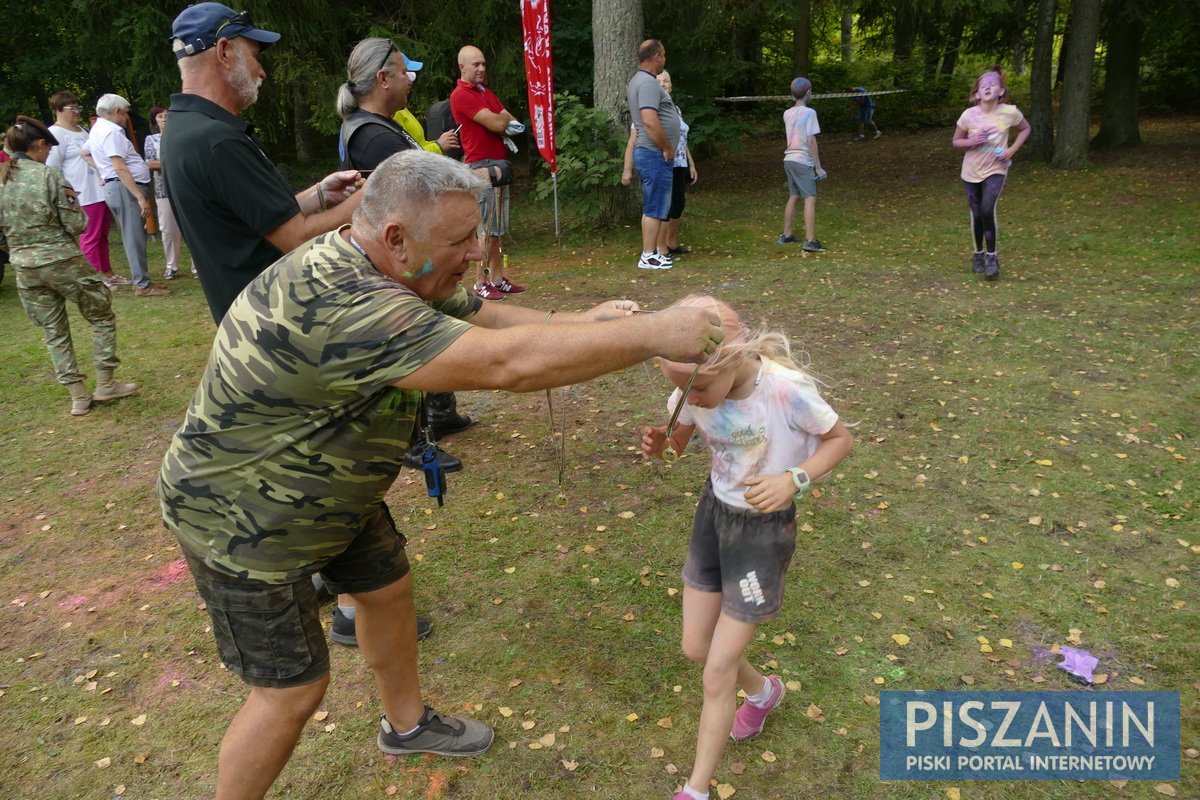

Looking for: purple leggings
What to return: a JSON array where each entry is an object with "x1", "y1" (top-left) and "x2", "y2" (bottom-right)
[
  {"x1": 80, "y1": 201, "x2": 113, "y2": 273},
  {"x1": 963, "y1": 173, "x2": 1007, "y2": 252}
]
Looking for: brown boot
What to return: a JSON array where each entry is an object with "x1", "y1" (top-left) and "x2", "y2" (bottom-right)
[
  {"x1": 67, "y1": 381, "x2": 93, "y2": 416},
  {"x1": 92, "y1": 369, "x2": 139, "y2": 402}
]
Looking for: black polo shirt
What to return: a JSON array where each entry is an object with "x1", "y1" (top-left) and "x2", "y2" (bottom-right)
[{"x1": 162, "y1": 93, "x2": 300, "y2": 322}]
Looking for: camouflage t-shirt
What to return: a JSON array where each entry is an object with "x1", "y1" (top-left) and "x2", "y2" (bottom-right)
[{"x1": 158, "y1": 227, "x2": 481, "y2": 583}]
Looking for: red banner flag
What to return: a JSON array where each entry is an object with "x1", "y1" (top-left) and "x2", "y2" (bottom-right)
[{"x1": 521, "y1": 0, "x2": 556, "y2": 173}]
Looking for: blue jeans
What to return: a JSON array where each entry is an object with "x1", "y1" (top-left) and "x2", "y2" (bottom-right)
[{"x1": 633, "y1": 146, "x2": 673, "y2": 221}]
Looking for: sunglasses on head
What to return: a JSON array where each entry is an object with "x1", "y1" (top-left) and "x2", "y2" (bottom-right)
[
  {"x1": 215, "y1": 9, "x2": 254, "y2": 39},
  {"x1": 377, "y1": 41, "x2": 398, "y2": 75}
]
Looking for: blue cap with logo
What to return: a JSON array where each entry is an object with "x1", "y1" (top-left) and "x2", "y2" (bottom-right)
[{"x1": 170, "y1": 3, "x2": 281, "y2": 60}]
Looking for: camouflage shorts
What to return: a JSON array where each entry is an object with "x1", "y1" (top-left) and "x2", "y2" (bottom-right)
[{"x1": 181, "y1": 504, "x2": 411, "y2": 688}]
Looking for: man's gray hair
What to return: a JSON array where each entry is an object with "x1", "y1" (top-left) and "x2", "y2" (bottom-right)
[
  {"x1": 355, "y1": 150, "x2": 487, "y2": 240},
  {"x1": 96, "y1": 93, "x2": 130, "y2": 115},
  {"x1": 336, "y1": 38, "x2": 397, "y2": 119}
]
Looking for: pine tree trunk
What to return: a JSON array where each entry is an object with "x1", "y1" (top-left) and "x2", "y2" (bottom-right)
[
  {"x1": 1091, "y1": 0, "x2": 1143, "y2": 148},
  {"x1": 1027, "y1": 0, "x2": 1058, "y2": 161},
  {"x1": 592, "y1": 0, "x2": 643, "y2": 223},
  {"x1": 1052, "y1": 0, "x2": 1102, "y2": 169},
  {"x1": 841, "y1": 10, "x2": 853, "y2": 63},
  {"x1": 793, "y1": 0, "x2": 813, "y2": 76}
]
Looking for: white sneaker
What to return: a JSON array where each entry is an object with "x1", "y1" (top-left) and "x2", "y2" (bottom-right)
[
  {"x1": 637, "y1": 253, "x2": 672, "y2": 270},
  {"x1": 655, "y1": 251, "x2": 674, "y2": 268}
]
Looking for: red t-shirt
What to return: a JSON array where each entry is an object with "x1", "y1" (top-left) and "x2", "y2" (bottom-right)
[{"x1": 449, "y1": 79, "x2": 508, "y2": 162}]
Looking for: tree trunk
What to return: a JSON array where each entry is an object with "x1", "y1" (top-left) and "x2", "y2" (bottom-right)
[
  {"x1": 793, "y1": 0, "x2": 813, "y2": 76},
  {"x1": 1055, "y1": 3, "x2": 1073, "y2": 87},
  {"x1": 841, "y1": 10, "x2": 853, "y2": 63},
  {"x1": 939, "y1": 11, "x2": 967, "y2": 83},
  {"x1": 292, "y1": 82, "x2": 312, "y2": 166},
  {"x1": 1052, "y1": 0, "x2": 1102, "y2": 169},
  {"x1": 592, "y1": 0, "x2": 643, "y2": 223},
  {"x1": 893, "y1": 0, "x2": 918, "y2": 62},
  {"x1": 593, "y1": 0, "x2": 642, "y2": 132},
  {"x1": 1092, "y1": 0, "x2": 1143, "y2": 148},
  {"x1": 1010, "y1": 0, "x2": 1030, "y2": 75},
  {"x1": 1027, "y1": 0, "x2": 1058, "y2": 161}
]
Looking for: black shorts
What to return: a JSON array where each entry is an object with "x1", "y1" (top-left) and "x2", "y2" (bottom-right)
[
  {"x1": 182, "y1": 504, "x2": 411, "y2": 688},
  {"x1": 681, "y1": 480, "x2": 797, "y2": 623}
]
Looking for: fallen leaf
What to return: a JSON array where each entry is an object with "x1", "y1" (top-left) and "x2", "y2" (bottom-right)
[
  {"x1": 539, "y1": 733, "x2": 556, "y2": 747},
  {"x1": 626, "y1": 713, "x2": 639, "y2": 722},
  {"x1": 74, "y1": 716, "x2": 87, "y2": 725},
  {"x1": 498, "y1": 707, "x2": 514, "y2": 717},
  {"x1": 562, "y1": 759, "x2": 579, "y2": 771},
  {"x1": 946, "y1": 789, "x2": 961, "y2": 800},
  {"x1": 729, "y1": 761, "x2": 746, "y2": 774},
  {"x1": 522, "y1": 720, "x2": 536, "y2": 730},
  {"x1": 891, "y1": 633, "x2": 911, "y2": 646},
  {"x1": 313, "y1": 710, "x2": 329, "y2": 721},
  {"x1": 761, "y1": 751, "x2": 777, "y2": 763},
  {"x1": 657, "y1": 717, "x2": 672, "y2": 729},
  {"x1": 130, "y1": 714, "x2": 147, "y2": 726},
  {"x1": 716, "y1": 784, "x2": 736, "y2": 799},
  {"x1": 650, "y1": 747, "x2": 665, "y2": 758},
  {"x1": 1093, "y1": 673, "x2": 1109, "y2": 685},
  {"x1": 805, "y1": 704, "x2": 825, "y2": 721},
  {"x1": 94, "y1": 757, "x2": 111, "y2": 769},
  {"x1": 999, "y1": 638, "x2": 1013, "y2": 648},
  {"x1": 1012, "y1": 562, "x2": 1025, "y2": 570},
  {"x1": 133, "y1": 753, "x2": 147, "y2": 764},
  {"x1": 1153, "y1": 785, "x2": 1177, "y2": 797},
  {"x1": 785, "y1": 680, "x2": 802, "y2": 691},
  {"x1": 618, "y1": 511, "x2": 635, "y2": 519},
  {"x1": 960, "y1": 675, "x2": 975, "y2": 685}
]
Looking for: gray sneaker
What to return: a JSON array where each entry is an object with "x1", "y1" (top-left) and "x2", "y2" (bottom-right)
[
  {"x1": 984, "y1": 252, "x2": 1000, "y2": 280},
  {"x1": 971, "y1": 252, "x2": 986, "y2": 273},
  {"x1": 378, "y1": 708, "x2": 494, "y2": 757},
  {"x1": 802, "y1": 239, "x2": 827, "y2": 252}
]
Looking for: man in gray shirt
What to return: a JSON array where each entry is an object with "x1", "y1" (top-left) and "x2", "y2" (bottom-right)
[{"x1": 626, "y1": 39, "x2": 680, "y2": 271}]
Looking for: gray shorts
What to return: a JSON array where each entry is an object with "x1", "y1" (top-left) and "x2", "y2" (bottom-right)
[
  {"x1": 681, "y1": 480, "x2": 797, "y2": 623},
  {"x1": 784, "y1": 161, "x2": 818, "y2": 198},
  {"x1": 477, "y1": 184, "x2": 510, "y2": 237}
]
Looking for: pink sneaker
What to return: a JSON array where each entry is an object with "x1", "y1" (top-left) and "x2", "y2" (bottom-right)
[
  {"x1": 495, "y1": 276, "x2": 526, "y2": 294},
  {"x1": 730, "y1": 674, "x2": 785, "y2": 741}
]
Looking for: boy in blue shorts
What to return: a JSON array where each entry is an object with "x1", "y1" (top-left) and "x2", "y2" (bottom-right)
[
  {"x1": 777, "y1": 77, "x2": 827, "y2": 252},
  {"x1": 850, "y1": 86, "x2": 882, "y2": 140}
]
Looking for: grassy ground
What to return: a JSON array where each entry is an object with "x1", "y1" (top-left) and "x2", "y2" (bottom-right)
[{"x1": 0, "y1": 118, "x2": 1196, "y2": 800}]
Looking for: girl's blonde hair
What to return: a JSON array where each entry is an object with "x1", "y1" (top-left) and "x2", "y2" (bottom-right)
[{"x1": 671, "y1": 294, "x2": 804, "y2": 375}]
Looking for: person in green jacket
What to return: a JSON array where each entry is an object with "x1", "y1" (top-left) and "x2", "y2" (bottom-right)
[{"x1": 0, "y1": 116, "x2": 137, "y2": 415}]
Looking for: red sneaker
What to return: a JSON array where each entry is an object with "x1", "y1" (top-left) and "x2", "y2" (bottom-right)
[
  {"x1": 495, "y1": 276, "x2": 526, "y2": 294},
  {"x1": 474, "y1": 281, "x2": 506, "y2": 301}
]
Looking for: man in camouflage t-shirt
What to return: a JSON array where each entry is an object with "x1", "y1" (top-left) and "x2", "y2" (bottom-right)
[{"x1": 158, "y1": 150, "x2": 725, "y2": 798}]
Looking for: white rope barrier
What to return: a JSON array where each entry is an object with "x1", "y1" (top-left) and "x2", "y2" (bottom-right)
[{"x1": 716, "y1": 89, "x2": 911, "y2": 103}]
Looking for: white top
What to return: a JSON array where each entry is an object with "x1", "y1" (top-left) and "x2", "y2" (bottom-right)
[
  {"x1": 47, "y1": 125, "x2": 104, "y2": 206},
  {"x1": 783, "y1": 105, "x2": 820, "y2": 166},
  {"x1": 85, "y1": 117, "x2": 151, "y2": 184},
  {"x1": 670, "y1": 358, "x2": 839, "y2": 510}
]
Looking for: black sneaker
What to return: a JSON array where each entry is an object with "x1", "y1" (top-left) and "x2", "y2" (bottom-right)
[
  {"x1": 378, "y1": 708, "x2": 494, "y2": 757},
  {"x1": 403, "y1": 444, "x2": 463, "y2": 473},
  {"x1": 777, "y1": 234, "x2": 799, "y2": 245},
  {"x1": 802, "y1": 239, "x2": 827, "y2": 252},
  {"x1": 331, "y1": 607, "x2": 433, "y2": 647},
  {"x1": 971, "y1": 252, "x2": 986, "y2": 273},
  {"x1": 984, "y1": 252, "x2": 1000, "y2": 280}
]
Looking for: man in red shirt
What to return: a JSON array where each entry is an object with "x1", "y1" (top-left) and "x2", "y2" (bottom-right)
[{"x1": 449, "y1": 45, "x2": 526, "y2": 300}]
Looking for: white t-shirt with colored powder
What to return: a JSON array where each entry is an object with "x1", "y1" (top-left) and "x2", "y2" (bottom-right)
[{"x1": 670, "y1": 358, "x2": 839, "y2": 510}]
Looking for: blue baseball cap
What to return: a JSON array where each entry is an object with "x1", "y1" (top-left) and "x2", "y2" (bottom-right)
[
  {"x1": 170, "y1": 3, "x2": 281, "y2": 60},
  {"x1": 402, "y1": 53, "x2": 423, "y2": 72}
]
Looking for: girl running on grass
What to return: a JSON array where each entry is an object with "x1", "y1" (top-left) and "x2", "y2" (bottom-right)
[
  {"x1": 641, "y1": 295, "x2": 852, "y2": 800},
  {"x1": 952, "y1": 64, "x2": 1030, "y2": 280}
]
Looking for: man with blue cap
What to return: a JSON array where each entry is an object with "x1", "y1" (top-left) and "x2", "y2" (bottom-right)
[{"x1": 162, "y1": 2, "x2": 362, "y2": 323}]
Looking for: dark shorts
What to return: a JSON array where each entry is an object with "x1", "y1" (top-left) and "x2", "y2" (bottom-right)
[
  {"x1": 182, "y1": 504, "x2": 411, "y2": 688},
  {"x1": 668, "y1": 165, "x2": 689, "y2": 221},
  {"x1": 784, "y1": 161, "x2": 818, "y2": 198},
  {"x1": 858, "y1": 105, "x2": 875, "y2": 124},
  {"x1": 681, "y1": 480, "x2": 797, "y2": 623},
  {"x1": 633, "y1": 146, "x2": 673, "y2": 220}
]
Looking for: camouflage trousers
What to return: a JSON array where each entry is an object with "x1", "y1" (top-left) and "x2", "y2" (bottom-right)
[{"x1": 16, "y1": 255, "x2": 119, "y2": 385}]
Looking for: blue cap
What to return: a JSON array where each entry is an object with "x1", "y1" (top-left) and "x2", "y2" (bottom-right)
[
  {"x1": 170, "y1": 3, "x2": 281, "y2": 59},
  {"x1": 401, "y1": 53, "x2": 423, "y2": 72}
]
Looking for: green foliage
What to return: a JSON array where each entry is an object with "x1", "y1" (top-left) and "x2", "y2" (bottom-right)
[{"x1": 532, "y1": 93, "x2": 627, "y2": 226}]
